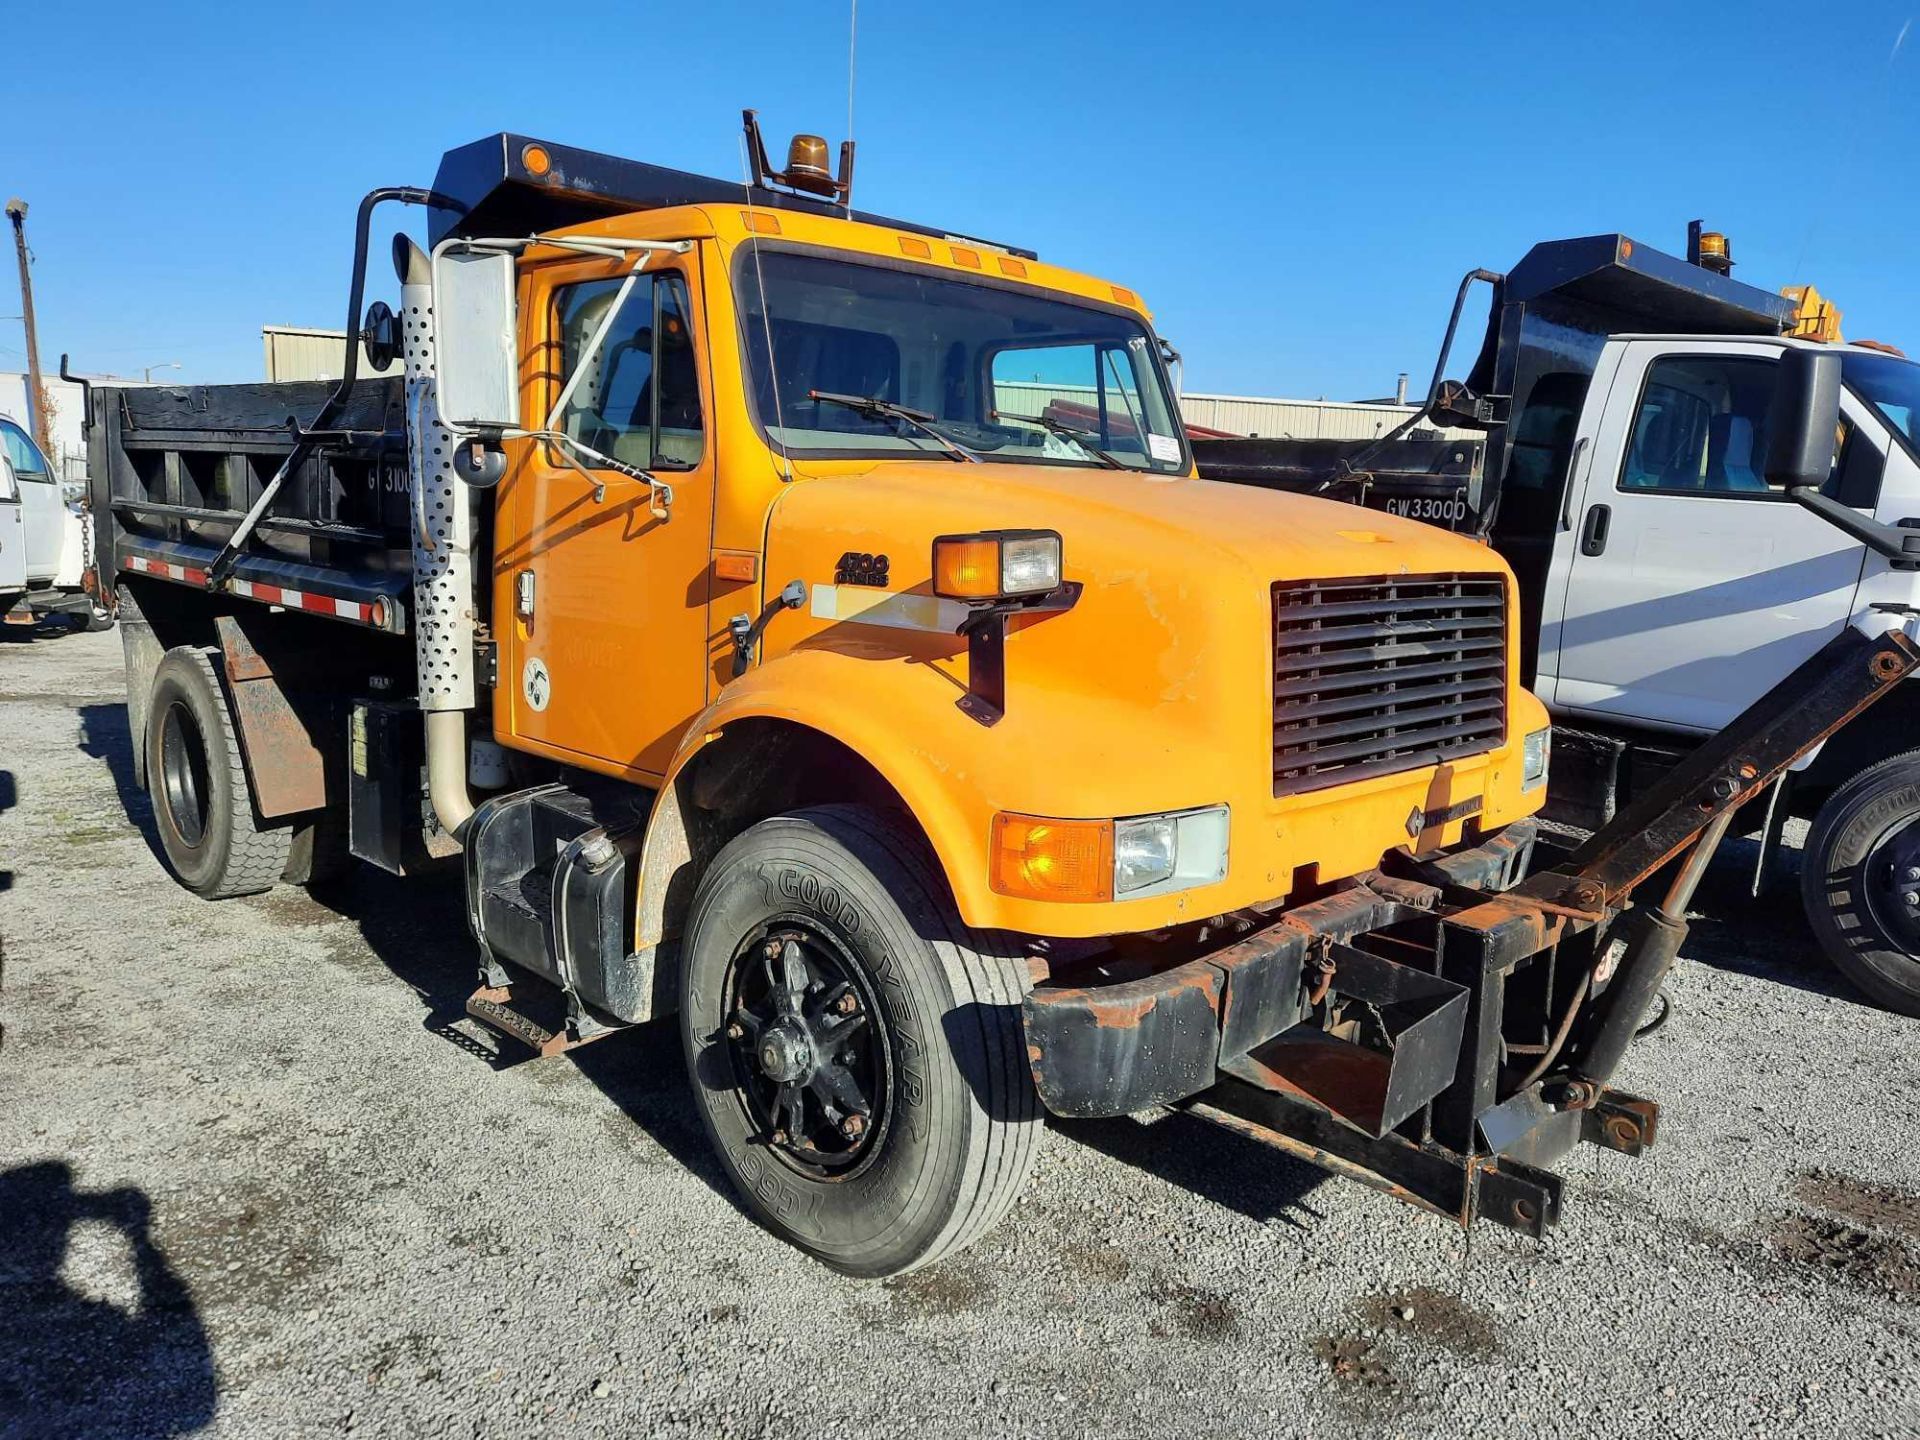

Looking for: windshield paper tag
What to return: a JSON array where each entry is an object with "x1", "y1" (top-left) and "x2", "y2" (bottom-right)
[{"x1": 1147, "y1": 433, "x2": 1181, "y2": 463}]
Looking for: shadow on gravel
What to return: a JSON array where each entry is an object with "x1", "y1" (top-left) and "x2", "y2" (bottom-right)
[
  {"x1": 304, "y1": 863, "x2": 745, "y2": 1216},
  {"x1": 1058, "y1": 1109, "x2": 1332, "y2": 1229},
  {"x1": 0, "y1": 620, "x2": 77, "y2": 644},
  {"x1": 1675, "y1": 833, "x2": 1859, "y2": 1006},
  {"x1": 77, "y1": 702, "x2": 162, "y2": 863},
  {"x1": 0, "y1": 1162, "x2": 216, "y2": 1439},
  {"x1": 0, "y1": 769, "x2": 14, "y2": 893}
]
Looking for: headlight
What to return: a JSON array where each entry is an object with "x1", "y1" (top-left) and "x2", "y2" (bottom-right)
[
  {"x1": 1114, "y1": 806, "x2": 1229, "y2": 898},
  {"x1": 1114, "y1": 815, "x2": 1177, "y2": 893},
  {"x1": 1522, "y1": 727, "x2": 1551, "y2": 790},
  {"x1": 932, "y1": 529, "x2": 1062, "y2": 599},
  {"x1": 990, "y1": 805, "x2": 1229, "y2": 902}
]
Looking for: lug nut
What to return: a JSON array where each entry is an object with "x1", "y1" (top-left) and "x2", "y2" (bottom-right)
[
  {"x1": 1906, "y1": 867, "x2": 1920, "y2": 882},
  {"x1": 835, "y1": 993, "x2": 860, "y2": 1016},
  {"x1": 840, "y1": 1113, "x2": 867, "y2": 1139},
  {"x1": 725, "y1": 1022, "x2": 744, "y2": 1041}
]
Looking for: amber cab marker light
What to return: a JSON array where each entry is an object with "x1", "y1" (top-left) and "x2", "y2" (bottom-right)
[
  {"x1": 713, "y1": 552, "x2": 758, "y2": 583},
  {"x1": 931, "y1": 530, "x2": 1062, "y2": 601},
  {"x1": 990, "y1": 814, "x2": 1113, "y2": 902},
  {"x1": 521, "y1": 143, "x2": 552, "y2": 178}
]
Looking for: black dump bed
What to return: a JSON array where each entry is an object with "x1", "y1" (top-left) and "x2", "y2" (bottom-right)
[
  {"x1": 88, "y1": 378, "x2": 414, "y2": 631},
  {"x1": 1190, "y1": 434, "x2": 1485, "y2": 531},
  {"x1": 1194, "y1": 232, "x2": 1795, "y2": 538}
]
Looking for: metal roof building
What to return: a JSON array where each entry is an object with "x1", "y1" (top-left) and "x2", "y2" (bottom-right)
[
  {"x1": 1178, "y1": 390, "x2": 1442, "y2": 440},
  {"x1": 262, "y1": 326, "x2": 400, "y2": 384}
]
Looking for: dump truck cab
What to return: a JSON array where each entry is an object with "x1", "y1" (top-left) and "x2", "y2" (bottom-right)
[
  {"x1": 461, "y1": 194, "x2": 1550, "y2": 949},
  {"x1": 101, "y1": 121, "x2": 1895, "y2": 1281}
]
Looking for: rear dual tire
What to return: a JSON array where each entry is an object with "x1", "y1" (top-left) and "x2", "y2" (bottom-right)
[
  {"x1": 678, "y1": 805, "x2": 1044, "y2": 1278},
  {"x1": 146, "y1": 646, "x2": 308, "y2": 899}
]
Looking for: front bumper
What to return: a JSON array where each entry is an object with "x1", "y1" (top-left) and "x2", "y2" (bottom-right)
[
  {"x1": 1020, "y1": 819, "x2": 1642, "y2": 1238},
  {"x1": 1024, "y1": 821, "x2": 1537, "y2": 1120}
]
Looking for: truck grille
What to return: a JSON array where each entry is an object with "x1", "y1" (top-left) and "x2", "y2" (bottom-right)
[{"x1": 1273, "y1": 574, "x2": 1507, "y2": 796}]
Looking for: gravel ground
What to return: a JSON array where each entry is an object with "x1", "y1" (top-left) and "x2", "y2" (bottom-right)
[{"x1": 2, "y1": 625, "x2": 1917, "y2": 1440}]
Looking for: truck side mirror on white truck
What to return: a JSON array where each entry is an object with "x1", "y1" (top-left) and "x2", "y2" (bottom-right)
[
  {"x1": 1769, "y1": 347, "x2": 1920, "y2": 568},
  {"x1": 1764, "y1": 347, "x2": 1841, "y2": 489}
]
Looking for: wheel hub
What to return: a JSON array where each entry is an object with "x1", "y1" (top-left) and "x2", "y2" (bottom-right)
[
  {"x1": 723, "y1": 927, "x2": 883, "y2": 1172},
  {"x1": 756, "y1": 1024, "x2": 814, "y2": 1084},
  {"x1": 1858, "y1": 814, "x2": 1920, "y2": 950}
]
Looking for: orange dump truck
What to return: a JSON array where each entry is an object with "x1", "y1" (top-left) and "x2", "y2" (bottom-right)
[{"x1": 84, "y1": 115, "x2": 1916, "y2": 1276}]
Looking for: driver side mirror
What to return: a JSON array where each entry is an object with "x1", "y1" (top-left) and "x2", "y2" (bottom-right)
[
  {"x1": 1764, "y1": 347, "x2": 1841, "y2": 489},
  {"x1": 431, "y1": 247, "x2": 521, "y2": 432}
]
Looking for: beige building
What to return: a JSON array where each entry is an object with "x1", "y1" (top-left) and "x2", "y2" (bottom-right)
[
  {"x1": 1178, "y1": 390, "x2": 1442, "y2": 439},
  {"x1": 993, "y1": 380, "x2": 1463, "y2": 441},
  {"x1": 262, "y1": 326, "x2": 400, "y2": 384}
]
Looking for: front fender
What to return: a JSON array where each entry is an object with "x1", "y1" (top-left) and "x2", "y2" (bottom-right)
[{"x1": 635, "y1": 639, "x2": 1237, "y2": 947}]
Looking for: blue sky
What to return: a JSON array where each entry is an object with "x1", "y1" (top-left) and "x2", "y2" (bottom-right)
[{"x1": 5, "y1": 2, "x2": 1915, "y2": 399}]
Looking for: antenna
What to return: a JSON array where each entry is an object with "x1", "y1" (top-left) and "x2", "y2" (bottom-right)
[
  {"x1": 847, "y1": 0, "x2": 858, "y2": 155},
  {"x1": 739, "y1": 135, "x2": 794, "y2": 484}
]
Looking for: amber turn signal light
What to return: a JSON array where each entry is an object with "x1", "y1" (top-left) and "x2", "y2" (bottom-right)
[
  {"x1": 990, "y1": 814, "x2": 1113, "y2": 903},
  {"x1": 931, "y1": 530, "x2": 1062, "y2": 601}
]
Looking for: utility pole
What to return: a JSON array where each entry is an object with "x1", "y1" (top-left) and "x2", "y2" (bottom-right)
[{"x1": 5, "y1": 198, "x2": 52, "y2": 459}]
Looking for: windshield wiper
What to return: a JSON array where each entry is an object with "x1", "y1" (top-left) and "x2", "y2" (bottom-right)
[
  {"x1": 807, "y1": 391, "x2": 980, "y2": 463},
  {"x1": 990, "y1": 409, "x2": 1125, "y2": 470}
]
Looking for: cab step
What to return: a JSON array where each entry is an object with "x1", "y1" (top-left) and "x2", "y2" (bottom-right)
[{"x1": 463, "y1": 982, "x2": 620, "y2": 1059}]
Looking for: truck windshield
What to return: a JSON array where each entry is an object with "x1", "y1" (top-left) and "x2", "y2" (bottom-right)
[
  {"x1": 1844, "y1": 351, "x2": 1920, "y2": 459},
  {"x1": 736, "y1": 250, "x2": 1187, "y2": 473}
]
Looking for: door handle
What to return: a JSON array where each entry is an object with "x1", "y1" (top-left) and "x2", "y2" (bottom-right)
[{"x1": 1580, "y1": 503, "x2": 1611, "y2": 557}]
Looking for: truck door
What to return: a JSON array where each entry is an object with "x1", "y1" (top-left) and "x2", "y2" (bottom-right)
[
  {"x1": 0, "y1": 453, "x2": 25, "y2": 600},
  {"x1": 1, "y1": 418, "x2": 63, "y2": 582},
  {"x1": 496, "y1": 249, "x2": 715, "y2": 780},
  {"x1": 1543, "y1": 340, "x2": 1874, "y2": 732}
]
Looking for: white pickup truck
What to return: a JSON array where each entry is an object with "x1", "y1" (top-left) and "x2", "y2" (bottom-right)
[
  {"x1": 1195, "y1": 228, "x2": 1920, "y2": 1015},
  {"x1": 2, "y1": 412, "x2": 110, "y2": 631}
]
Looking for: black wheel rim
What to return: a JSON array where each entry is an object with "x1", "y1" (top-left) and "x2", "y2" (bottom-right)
[
  {"x1": 158, "y1": 699, "x2": 211, "y2": 849},
  {"x1": 1861, "y1": 811, "x2": 1920, "y2": 950},
  {"x1": 720, "y1": 919, "x2": 890, "y2": 1179}
]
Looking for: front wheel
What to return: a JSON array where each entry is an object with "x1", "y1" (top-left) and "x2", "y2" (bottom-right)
[
  {"x1": 678, "y1": 805, "x2": 1044, "y2": 1277},
  {"x1": 1802, "y1": 750, "x2": 1920, "y2": 1017}
]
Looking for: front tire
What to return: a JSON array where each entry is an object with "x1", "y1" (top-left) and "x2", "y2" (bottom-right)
[
  {"x1": 146, "y1": 646, "x2": 291, "y2": 899},
  {"x1": 1802, "y1": 749, "x2": 1920, "y2": 1016},
  {"x1": 678, "y1": 805, "x2": 1044, "y2": 1277}
]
